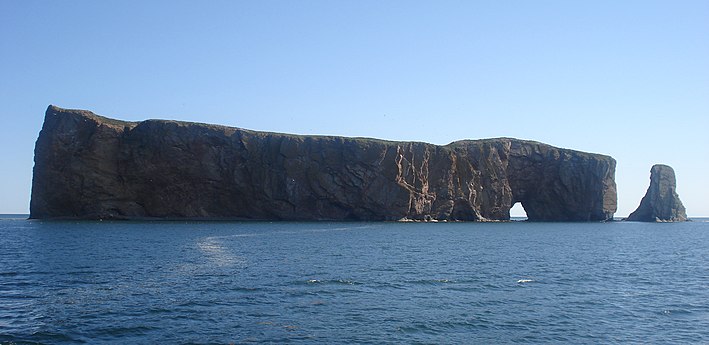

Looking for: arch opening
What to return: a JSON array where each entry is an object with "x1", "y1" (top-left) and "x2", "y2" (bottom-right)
[{"x1": 510, "y1": 202, "x2": 528, "y2": 221}]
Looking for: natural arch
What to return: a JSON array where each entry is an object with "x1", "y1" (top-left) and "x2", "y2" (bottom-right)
[{"x1": 509, "y1": 202, "x2": 528, "y2": 221}]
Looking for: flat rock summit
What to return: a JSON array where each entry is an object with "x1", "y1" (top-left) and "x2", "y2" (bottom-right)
[{"x1": 30, "y1": 105, "x2": 618, "y2": 221}]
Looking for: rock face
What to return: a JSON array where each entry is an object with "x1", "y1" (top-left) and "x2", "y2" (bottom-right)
[
  {"x1": 30, "y1": 105, "x2": 617, "y2": 221},
  {"x1": 626, "y1": 164, "x2": 687, "y2": 222}
]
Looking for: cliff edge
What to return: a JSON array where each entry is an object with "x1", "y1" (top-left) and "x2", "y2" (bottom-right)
[
  {"x1": 30, "y1": 105, "x2": 617, "y2": 221},
  {"x1": 626, "y1": 164, "x2": 687, "y2": 222}
]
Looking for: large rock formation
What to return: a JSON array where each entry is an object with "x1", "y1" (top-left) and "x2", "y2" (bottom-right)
[
  {"x1": 30, "y1": 105, "x2": 617, "y2": 221},
  {"x1": 626, "y1": 164, "x2": 687, "y2": 222}
]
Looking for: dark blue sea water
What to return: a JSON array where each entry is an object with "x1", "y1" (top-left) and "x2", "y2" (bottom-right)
[{"x1": 1, "y1": 215, "x2": 708, "y2": 344}]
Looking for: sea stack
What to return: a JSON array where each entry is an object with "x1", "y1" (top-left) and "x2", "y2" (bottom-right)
[
  {"x1": 30, "y1": 105, "x2": 617, "y2": 221},
  {"x1": 626, "y1": 164, "x2": 687, "y2": 222}
]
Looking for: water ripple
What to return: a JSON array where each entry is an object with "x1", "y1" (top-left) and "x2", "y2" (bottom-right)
[{"x1": 1, "y1": 220, "x2": 708, "y2": 343}]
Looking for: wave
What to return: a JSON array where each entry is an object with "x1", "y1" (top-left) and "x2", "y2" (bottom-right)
[
  {"x1": 305, "y1": 278, "x2": 361, "y2": 285},
  {"x1": 202, "y1": 224, "x2": 376, "y2": 241}
]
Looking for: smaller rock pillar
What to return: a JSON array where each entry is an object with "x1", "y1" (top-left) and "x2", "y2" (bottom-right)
[{"x1": 626, "y1": 164, "x2": 687, "y2": 222}]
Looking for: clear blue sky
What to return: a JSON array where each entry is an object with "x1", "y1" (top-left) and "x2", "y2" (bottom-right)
[{"x1": 1, "y1": 1, "x2": 707, "y2": 216}]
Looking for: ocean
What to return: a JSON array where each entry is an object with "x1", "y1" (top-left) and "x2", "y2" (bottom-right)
[{"x1": 1, "y1": 215, "x2": 708, "y2": 344}]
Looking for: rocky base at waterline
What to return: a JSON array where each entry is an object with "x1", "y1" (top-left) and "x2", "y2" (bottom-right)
[
  {"x1": 30, "y1": 105, "x2": 617, "y2": 221},
  {"x1": 625, "y1": 164, "x2": 687, "y2": 222}
]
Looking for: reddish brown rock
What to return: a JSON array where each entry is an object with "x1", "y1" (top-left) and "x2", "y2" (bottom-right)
[
  {"x1": 30, "y1": 105, "x2": 617, "y2": 221},
  {"x1": 626, "y1": 164, "x2": 687, "y2": 222}
]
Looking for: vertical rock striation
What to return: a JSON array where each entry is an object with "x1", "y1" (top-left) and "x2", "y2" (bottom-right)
[
  {"x1": 30, "y1": 106, "x2": 617, "y2": 221},
  {"x1": 626, "y1": 164, "x2": 687, "y2": 222}
]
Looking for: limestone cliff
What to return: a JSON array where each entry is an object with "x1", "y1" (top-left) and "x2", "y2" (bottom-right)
[
  {"x1": 626, "y1": 164, "x2": 687, "y2": 222},
  {"x1": 30, "y1": 106, "x2": 617, "y2": 221}
]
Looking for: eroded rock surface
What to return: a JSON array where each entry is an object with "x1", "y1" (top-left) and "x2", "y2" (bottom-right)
[
  {"x1": 626, "y1": 164, "x2": 687, "y2": 222},
  {"x1": 30, "y1": 106, "x2": 617, "y2": 221}
]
